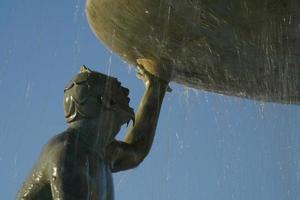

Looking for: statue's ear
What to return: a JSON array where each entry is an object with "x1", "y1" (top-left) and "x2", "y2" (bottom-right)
[{"x1": 80, "y1": 65, "x2": 92, "y2": 73}]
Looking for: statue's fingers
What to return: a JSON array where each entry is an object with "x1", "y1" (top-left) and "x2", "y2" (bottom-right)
[
  {"x1": 136, "y1": 65, "x2": 145, "y2": 73},
  {"x1": 136, "y1": 68, "x2": 143, "y2": 76},
  {"x1": 136, "y1": 74, "x2": 141, "y2": 80},
  {"x1": 136, "y1": 72, "x2": 144, "y2": 80},
  {"x1": 137, "y1": 64, "x2": 153, "y2": 77}
]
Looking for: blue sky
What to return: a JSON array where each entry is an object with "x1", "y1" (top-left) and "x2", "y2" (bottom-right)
[{"x1": 1, "y1": 1, "x2": 300, "y2": 199}]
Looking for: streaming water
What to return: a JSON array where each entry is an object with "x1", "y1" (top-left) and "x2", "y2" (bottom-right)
[{"x1": 1, "y1": 0, "x2": 300, "y2": 200}]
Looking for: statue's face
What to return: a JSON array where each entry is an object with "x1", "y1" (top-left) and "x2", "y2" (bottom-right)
[{"x1": 97, "y1": 79, "x2": 134, "y2": 128}]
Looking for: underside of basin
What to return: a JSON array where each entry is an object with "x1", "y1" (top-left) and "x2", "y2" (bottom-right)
[{"x1": 86, "y1": 0, "x2": 300, "y2": 104}]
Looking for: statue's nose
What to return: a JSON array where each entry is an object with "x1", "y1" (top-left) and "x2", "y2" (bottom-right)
[{"x1": 121, "y1": 87, "x2": 130, "y2": 96}]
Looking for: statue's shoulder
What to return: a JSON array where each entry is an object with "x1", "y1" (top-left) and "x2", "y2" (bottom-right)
[
  {"x1": 46, "y1": 131, "x2": 68, "y2": 148},
  {"x1": 40, "y1": 131, "x2": 70, "y2": 159}
]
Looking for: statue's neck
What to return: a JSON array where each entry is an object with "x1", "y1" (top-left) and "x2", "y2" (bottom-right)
[
  {"x1": 67, "y1": 119, "x2": 115, "y2": 156},
  {"x1": 68, "y1": 119, "x2": 100, "y2": 132}
]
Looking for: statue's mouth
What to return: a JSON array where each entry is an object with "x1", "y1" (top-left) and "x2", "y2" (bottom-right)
[
  {"x1": 121, "y1": 86, "x2": 135, "y2": 127},
  {"x1": 115, "y1": 86, "x2": 135, "y2": 127},
  {"x1": 123, "y1": 101, "x2": 135, "y2": 127}
]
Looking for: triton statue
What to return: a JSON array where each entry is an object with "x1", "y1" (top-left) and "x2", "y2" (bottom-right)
[{"x1": 18, "y1": 65, "x2": 169, "y2": 199}]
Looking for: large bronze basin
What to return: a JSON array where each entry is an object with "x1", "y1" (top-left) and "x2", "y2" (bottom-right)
[{"x1": 86, "y1": 0, "x2": 300, "y2": 104}]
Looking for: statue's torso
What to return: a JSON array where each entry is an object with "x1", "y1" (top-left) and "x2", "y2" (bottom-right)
[
  {"x1": 49, "y1": 130, "x2": 115, "y2": 200},
  {"x1": 19, "y1": 130, "x2": 115, "y2": 200}
]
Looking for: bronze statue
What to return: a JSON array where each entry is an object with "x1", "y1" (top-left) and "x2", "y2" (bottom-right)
[{"x1": 17, "y1": 65, "x2": 169, "y2": 199}]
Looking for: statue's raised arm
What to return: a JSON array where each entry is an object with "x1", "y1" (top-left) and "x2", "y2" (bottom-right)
[{"x1": 106, "y1": 63, "x2": 169, "y2": 172}]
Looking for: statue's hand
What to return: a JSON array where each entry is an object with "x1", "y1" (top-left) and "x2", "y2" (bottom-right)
[
  {"x1": 136, "y1": 65, "x2": 172, "y2": 92},
  {"x1": 136, "y1": 65, "x2": 155, "y2": 87},
  {"x1": 136, "y1": 59, "x2": 172, "y2": 92}
]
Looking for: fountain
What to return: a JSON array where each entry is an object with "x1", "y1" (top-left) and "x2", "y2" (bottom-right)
[{"x1": 86, "y1": 0, "x2": 300, "y2": 104}]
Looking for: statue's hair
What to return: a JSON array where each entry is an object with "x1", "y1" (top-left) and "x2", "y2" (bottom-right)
[{"x1": 64, "y1": 66, "x2": 109, "y2": 123}]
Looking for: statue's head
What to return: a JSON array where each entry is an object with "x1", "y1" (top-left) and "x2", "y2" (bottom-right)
[{"x1": 64, "y1": 66, "x2": 134, "y2": 126}]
